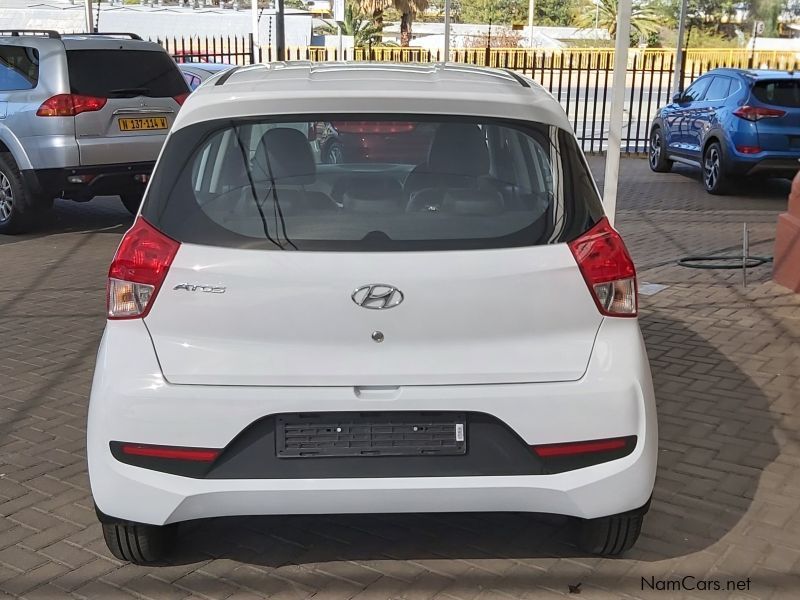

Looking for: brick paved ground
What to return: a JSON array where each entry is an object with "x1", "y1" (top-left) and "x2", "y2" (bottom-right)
[{"x1": 1, "y1": 158, "x2": 799, "y2": 599}]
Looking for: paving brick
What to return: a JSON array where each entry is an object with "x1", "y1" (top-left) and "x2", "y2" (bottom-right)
[{"x1": 1, "y1": 162, "x2": 799, "y2": 598}]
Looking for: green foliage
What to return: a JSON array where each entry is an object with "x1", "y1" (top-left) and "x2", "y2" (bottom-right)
[
  {"x1": 574, "y1": 0, "x2": 660, "y2": 37},
  {"x1": 319, "y1": 3, "x2": 384, "y2": 46}
]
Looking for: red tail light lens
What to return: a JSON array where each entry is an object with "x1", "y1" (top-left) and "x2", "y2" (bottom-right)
[
  {"x1": 173, "y1": 92, "x2": 190, "y2": 106},
  {"x1": 568, "y1": 217, "x2": 637, "y2": 317},
  {"x1": 120, "y1": 443, "x2": 220, "y2": 462},
  {"x1": 733, "y1": 105, "x2": 786, "y2": 121},
  {"x1": 36, "y1": 94, "x2": 107, "y2": 117},
  {"x1": 107, "y1": 218, "x2": 180, "y2": 320},
  {"x1": 531, "y1": 437, "x2": 631, "y2": 458},
  {"x1": 331, "y1": 121, "x2": 417, "y2": 134}
]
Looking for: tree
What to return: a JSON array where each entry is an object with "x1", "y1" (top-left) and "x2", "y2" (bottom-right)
[
  {"x1": 355, "y1": 0, "x2": 430, "y2": 46},
  {"x1": 575, "y1": 0, "x2": 659, "y2": 37},
  {"x1": 320, "y1": 4, "x2": 383, "y2": 46}
]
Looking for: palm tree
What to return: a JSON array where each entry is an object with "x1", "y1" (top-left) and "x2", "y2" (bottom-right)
[
  {"x1": 576, "y1": 0, "x2": 659, "y2": 38},
  {"x1": 321, "y1": 4, "x2": 383, "y2": 47},
  {"x1": 355, "y1": 0, "x2": 429, "y2": 47}
]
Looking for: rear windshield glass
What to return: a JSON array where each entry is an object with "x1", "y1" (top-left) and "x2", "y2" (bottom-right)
[
  {"x1": 67, "y1": 49, "x2": 187, "y2": 98},
  {"x1": 752, "y1": 80, "x2": 800, "y2": 107},
  {"x1": 143, "y1": 116, "x2": 604, "y2": 251}
]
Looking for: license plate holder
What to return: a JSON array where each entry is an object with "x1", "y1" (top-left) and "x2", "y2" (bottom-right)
[
  {"x1": 277, "y1": 412, "x2": 467, "y2": 458},
  {"x1": 118, "y1": 116, "x2": 168, "y2": 132}
]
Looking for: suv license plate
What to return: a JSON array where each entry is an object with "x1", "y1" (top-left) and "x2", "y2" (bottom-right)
[{"x1": 118, "y1": 117, "x2": 168, "y2": 131}]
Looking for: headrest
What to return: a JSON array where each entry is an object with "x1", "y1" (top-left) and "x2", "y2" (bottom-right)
[
  {"x1": 427, "y1": 123, "x2": 490, "y2": 176},
  {"x1": 252, "y1": 127, "x2": 316, "y2": 185},
  {"x1": 342, "y1": 175, "x2": 404, "y2": 214}
]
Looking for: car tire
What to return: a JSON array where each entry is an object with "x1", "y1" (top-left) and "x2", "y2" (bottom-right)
[
  {"x1": 101, "y1": 519, "x2": 176, "y2": 564},
  {"x1": 120, "y1": 193, "x2": 144, "y2": 216},
  {"x1": 648, "y1": 127, "x2": 672, "y2": 173},
  {"x1": 702, "y1": 142, "x2": 731, "y2": 195},
  {"x1": 323, "y1": 142, "x2": 345, "y2": 164},
  {"x1": 577, "y1": 506, "x2": 646, "y2": 556},
  {"x1": 0, "y1": 153, "x2": 42, "y2": 235}
]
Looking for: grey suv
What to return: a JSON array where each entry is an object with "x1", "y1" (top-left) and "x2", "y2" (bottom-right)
[{"x1": 0, "y1": 30, "x2": 189, "y2": 233}]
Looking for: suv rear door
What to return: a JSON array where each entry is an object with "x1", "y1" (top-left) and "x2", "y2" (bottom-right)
[
  {"x1": 65, "y1": 40, "x2": 188, "y2": 165},
  {"x1": 750, "y1": 78, "x2": 800, "y2": 152}
]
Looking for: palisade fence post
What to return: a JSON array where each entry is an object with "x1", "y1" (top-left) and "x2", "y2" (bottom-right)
[{"x1": 249, "y1": 32, "x2": 255, "y2": 64}]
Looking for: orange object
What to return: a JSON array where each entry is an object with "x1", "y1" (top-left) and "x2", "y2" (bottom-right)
[{"x1": 773, "y1": 170, "x2": 800, "y2": 293}]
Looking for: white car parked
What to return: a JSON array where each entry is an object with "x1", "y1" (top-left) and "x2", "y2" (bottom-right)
[{"x1": 88, "y1": 62, "x2": 658, "y2": 564}]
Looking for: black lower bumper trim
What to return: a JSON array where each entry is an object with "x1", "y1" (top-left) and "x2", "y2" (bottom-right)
[
  {"x1": 111, "y1": 412, "x2": 637, "y2": 480},
  {"x1": 21, "y1": 162, "x2": 155, "y2": 201}
]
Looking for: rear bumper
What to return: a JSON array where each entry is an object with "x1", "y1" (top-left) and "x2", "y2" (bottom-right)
[
  {"x1": 87, "y1": 318, "x2": 658, "y2": 525},
  {"x1": 21, "y1": 162, "x2": 155, "y2": 201},
  {"x1": 729, "y1": 152, "x2": 800, "y2": 178}
]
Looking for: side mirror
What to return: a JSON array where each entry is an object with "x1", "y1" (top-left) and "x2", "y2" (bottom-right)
[{"x1": 672, "y1": 92, "x2": 683, "y2": 103}]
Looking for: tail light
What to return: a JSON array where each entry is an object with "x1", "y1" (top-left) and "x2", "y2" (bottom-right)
[
  {"x1": 733, "y1": 105, "x2": 786, "y2": 121},
  {"x1": 331, "y1": 121, "x2": 416, "y2": 134},
  {"x1": 36, "y1": 94, "x2": 107, "y2": 116},
  {"x1": 531, "y1": 436, "x2": 634, "y2": 458},
  {"x1": 107, "y1": 218, "x2": 180, "y2": 319},
  {"x1": 568, "y1": 217, "x2": 637, "y2": 317},
  {"x1": 173, "y1": 92, "x2": 190, "y2": 106},
  {"x1": 120, "y1": 443, "x2": 220, "y2": 462}
]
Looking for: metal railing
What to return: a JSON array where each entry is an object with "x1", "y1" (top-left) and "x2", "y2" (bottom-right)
[{"x1": 155, "y1": 36, "x2": 800, "y2": 153}]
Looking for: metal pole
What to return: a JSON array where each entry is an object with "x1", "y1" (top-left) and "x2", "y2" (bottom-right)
[
  {"x1": 84, "y1": 0, "x2": 94, "y2": 33},
  {"x1": 527, "y1": 0, "x2": 534, "y2": 48},
  {"x1": 444, "y1": 0, "x2": 452, "y2": 60},
  {"x1": 672, "y1": 0, "x2": 688, "y2": 96},
  {"x1": 251, "y1": 0, "x2": 259, "y2": 51},
  {"x1": 601, "y1": 0, "x2": 633, "y2": 225},
  {"x1": 338, "y1": 23, "x2": 343, "y2": 59},
  {"x1": 276, "y1": 0, "x2": 286, "y2": 61}
]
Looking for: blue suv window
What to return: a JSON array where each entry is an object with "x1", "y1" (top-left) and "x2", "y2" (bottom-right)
[
  {"x1": 0, "y1": 45, "x2": 39, "y2": 91},
  {"x1": 705, "y1": 77, "x2": 732, "y2": 101},
  {"x1": 683, "y1": 78, "x2": 711, "y2": 102}
]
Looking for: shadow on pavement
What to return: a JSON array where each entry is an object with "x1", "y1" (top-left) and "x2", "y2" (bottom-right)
[
  {"x1": 0, "y1": 196, "x2": 132, "y2": 245},
  {"x1": 149, "y1": 311, "x2": 778, "y2": 572},
  {"x1": 670, "y1": 164, "x2": 792, "y2": 201}
]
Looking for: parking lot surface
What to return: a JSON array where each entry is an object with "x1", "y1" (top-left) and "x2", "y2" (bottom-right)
[{"x1": 1, "y1": 158, "x2": 799, "y2": 599}]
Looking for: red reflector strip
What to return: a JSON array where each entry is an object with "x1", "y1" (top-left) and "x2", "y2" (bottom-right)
[
  {"x1": 736, "y1": 146, "x2": 761, "y2": 155},
  {"x1": 532, "y1": 437, "x2": 628, "y2": 458},
  {"x1": 121, "y1": 443, "x2": 220, "y2": 462}
]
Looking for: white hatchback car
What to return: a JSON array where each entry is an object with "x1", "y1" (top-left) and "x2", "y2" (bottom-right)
[{"x1": 88, "y1": 62, "x2": 657, "y2": 564}]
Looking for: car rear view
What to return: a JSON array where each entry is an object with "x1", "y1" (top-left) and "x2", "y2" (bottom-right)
[{"x1": 87, "y1": 64, "x2": 657, "y2": 564}]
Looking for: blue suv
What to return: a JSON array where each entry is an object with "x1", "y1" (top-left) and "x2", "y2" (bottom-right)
[{"x1": 649, "y1": 68, "x2": 800, "y2": 194}]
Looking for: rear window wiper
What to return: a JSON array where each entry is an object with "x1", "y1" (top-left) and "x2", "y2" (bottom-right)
[{"x1": 107, "y1": 87, "x2": 151, "y2": 97}]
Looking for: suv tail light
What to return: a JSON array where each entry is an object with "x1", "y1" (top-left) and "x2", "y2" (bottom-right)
[
  {"x1": 568, "y1": 217, "x2": 637, "y2": 317},
  {"x1": 107, "y1": 218, "x2": 180, "y2": 320},
  {"x1": 733, "y1": 105, "x2": 786, "y2": 121},
  {"x1": 173, "y1": 92, "x2": 190, "y2": 106},
  {"x1": 36, "y1": 94, "x2": 107, "y2": 117}
]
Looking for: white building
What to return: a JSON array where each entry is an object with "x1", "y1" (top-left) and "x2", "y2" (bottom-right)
[{"x1": 0, "y1": 1, "x2": 313, "y2": 47}]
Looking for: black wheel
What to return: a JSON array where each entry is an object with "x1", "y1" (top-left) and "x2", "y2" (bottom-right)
[
  {"x1": 101, "y1": 519, "x2": 176, "y2": 564},
  {"x1": 323, "y1": 142, "x2": 345, "y2": 164},
  {"x1": 578, "y1": 506, "x2": 646, "y2": 556},
  {"x1": 648, "y1": 127, "x2": 672, "y2": 173},
  {"x1": 0, "y1": 153, "x2": 45, "y2": 234},
  {"x1": 702, "y1": 142, "x2": 730, "y2": 195},
  {"x1": 120, "y1": 192, "x2": 143, "y2": 216}
]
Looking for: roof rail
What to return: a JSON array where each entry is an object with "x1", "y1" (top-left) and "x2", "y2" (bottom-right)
[
  {"x1": 63, "y1": 32, "x2": 143, "y2": 40},
  {"x1": 215, "y1": 65, "x2": 242, "y2": 86},
  {"x1": 504, "y1": 69, "x2": 530, "y2": 88},
  {"x1": 0, "y1": 30, "x2": 61, "y2": 39}
]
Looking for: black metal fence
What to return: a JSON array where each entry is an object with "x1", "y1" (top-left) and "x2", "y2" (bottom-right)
[{"x1": 155, "y1": 35, "x2": 800, "y2": 154}]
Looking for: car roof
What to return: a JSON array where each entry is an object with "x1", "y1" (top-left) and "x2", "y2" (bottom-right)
[
  {"x1": 60, "y1": 35, "x2": 166, "y2": 52},
  {"x1": 705, "y1": 67, "x2": 800, "y2": 81},
  {"x1": 179, "y1": 63, "x2": 235, "y2": 74},
  {"x1": 174, "y1": 62, "x2": 572, "y2": 132}
]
